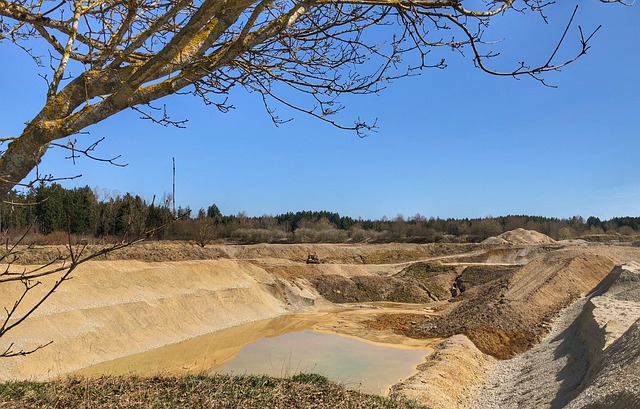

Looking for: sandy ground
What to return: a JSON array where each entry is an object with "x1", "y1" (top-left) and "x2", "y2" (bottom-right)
[
  {"x1": 0, "y1": 257, "x2": 440, "y2": 381},
  {"x1": 75, "y1": 304, "x2": 442, "y2": 379},
  {"x1": 2, "y1": 230, "x2": 640, "y2": 407}
]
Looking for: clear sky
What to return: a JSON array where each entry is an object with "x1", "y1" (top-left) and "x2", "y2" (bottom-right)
[{"x1": 1, "y1": 1, "x2": 638, "y2": 220}]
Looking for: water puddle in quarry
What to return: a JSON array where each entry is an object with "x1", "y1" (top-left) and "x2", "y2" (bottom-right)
[
  {"x1": 212, "y1": 329, "x2": 429, "y2": 395},
  {"x1": 77, "y1": 311, "x2": 432, "y2": 395}
]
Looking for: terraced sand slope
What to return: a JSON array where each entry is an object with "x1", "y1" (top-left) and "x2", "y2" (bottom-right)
[
  {"x1": 0, "y1": 259, "x2": 327, "y2": 380},
  {"x1": 0, "y1": 242, "x2": 474, "y2": 383}
]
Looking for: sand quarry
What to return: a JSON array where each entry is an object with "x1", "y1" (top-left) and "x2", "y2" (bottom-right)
[{"x1": 1, "y1": 228, "x2": 640, "y2": 407}]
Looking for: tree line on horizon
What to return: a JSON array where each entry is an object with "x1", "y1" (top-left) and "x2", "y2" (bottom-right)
[{"x1": 1, "y1": 184, "x2": 638, "y2": 245}]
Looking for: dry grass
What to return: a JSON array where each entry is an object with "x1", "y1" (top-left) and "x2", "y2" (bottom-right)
[
  {"x1": 5, "y1": 242, "x2": 230, "y2": 265},
  {"x1": 0, "y1": 374, "x2": 428, "y2": 409}
]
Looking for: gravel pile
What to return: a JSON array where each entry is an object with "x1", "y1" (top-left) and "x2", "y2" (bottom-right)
[{"x1": 467, "y1": 262, "x2": 640, "y2": 409}]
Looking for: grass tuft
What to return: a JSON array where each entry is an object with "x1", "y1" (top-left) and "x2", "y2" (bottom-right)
[{"x1": 291, "y1": 372, "x2": 330, "y2": 386}]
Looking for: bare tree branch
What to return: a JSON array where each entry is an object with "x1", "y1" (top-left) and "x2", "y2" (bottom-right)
[
  {"x1": 0, "y1": 212, "x2": 185, "y2": 358},
  {"x1": 50, "y1": 137, "x2": 128, "y2": 167},
  {"x1": 0, "y1": 0, "x2": 631, "y2": 195}
]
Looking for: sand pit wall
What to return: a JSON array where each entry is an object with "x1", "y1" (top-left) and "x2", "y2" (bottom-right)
[
  {"x1": 402, "y1": 262, "x2": 640, "y2": 409},
  {"x1": 416, "y1": 251, "x2": 615, "y2": 359},
  {"x1": 391, "y1": 334, "x2": 495, "y2": 408},
  {"x1": 505, "y1": 252, "x2": 615, "y2": 325},
  {"x1": 449, "y1": 246, "x2": 549, "y2": 266},
  {"x1": 15, "y1": 242, "x2": 485, "y2": 265},
  {"x1": 572, "y1": 262, "x2": 640, "y2": 364},
  {"x1": 564, "y1": 262, "x2": 640, "y2": 407},
  {"x1": 567, "y1": 320, "x2": 640, "y2": 408},
  {"x1": 0, "y1": 259, "x2": 328, "y2": 381}
]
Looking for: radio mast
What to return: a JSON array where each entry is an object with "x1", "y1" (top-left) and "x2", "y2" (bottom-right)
[{"x1": 172, "y1": 157, "x2": 176, "y2": 218}]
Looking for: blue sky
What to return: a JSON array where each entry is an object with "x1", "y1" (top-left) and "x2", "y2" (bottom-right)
[{"x1": 1, "y1": 1, "x2": 638, "y2": 220}]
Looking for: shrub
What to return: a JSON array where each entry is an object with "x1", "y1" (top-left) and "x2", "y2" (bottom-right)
[
  {"x1": 291, "y1": 373, "x2": 330, "y2": 386},
  {"x1": 231, "y1": 228, "x2": 289, "y2": 244}
]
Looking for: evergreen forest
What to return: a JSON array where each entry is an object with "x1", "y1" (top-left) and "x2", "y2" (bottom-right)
[{"x1": 2, "y1": 184, "x2": 638, "y2": 245}]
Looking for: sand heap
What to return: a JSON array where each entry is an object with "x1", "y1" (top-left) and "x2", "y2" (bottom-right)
[{"x1": 483, "y1": 228, "x2": 556, "y2": 245}]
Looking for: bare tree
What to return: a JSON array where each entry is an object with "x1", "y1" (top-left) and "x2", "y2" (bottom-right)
[
  {"x1": 0, "y1": 0, "x2": 631, "y2": 196},
  {"x1": 194, "y1": 208, "x2": 217, "y2": 247}
]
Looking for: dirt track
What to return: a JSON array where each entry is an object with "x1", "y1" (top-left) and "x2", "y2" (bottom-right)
[{"x1": 2, "y1": 231, "x2": 640, "y2": 407}]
